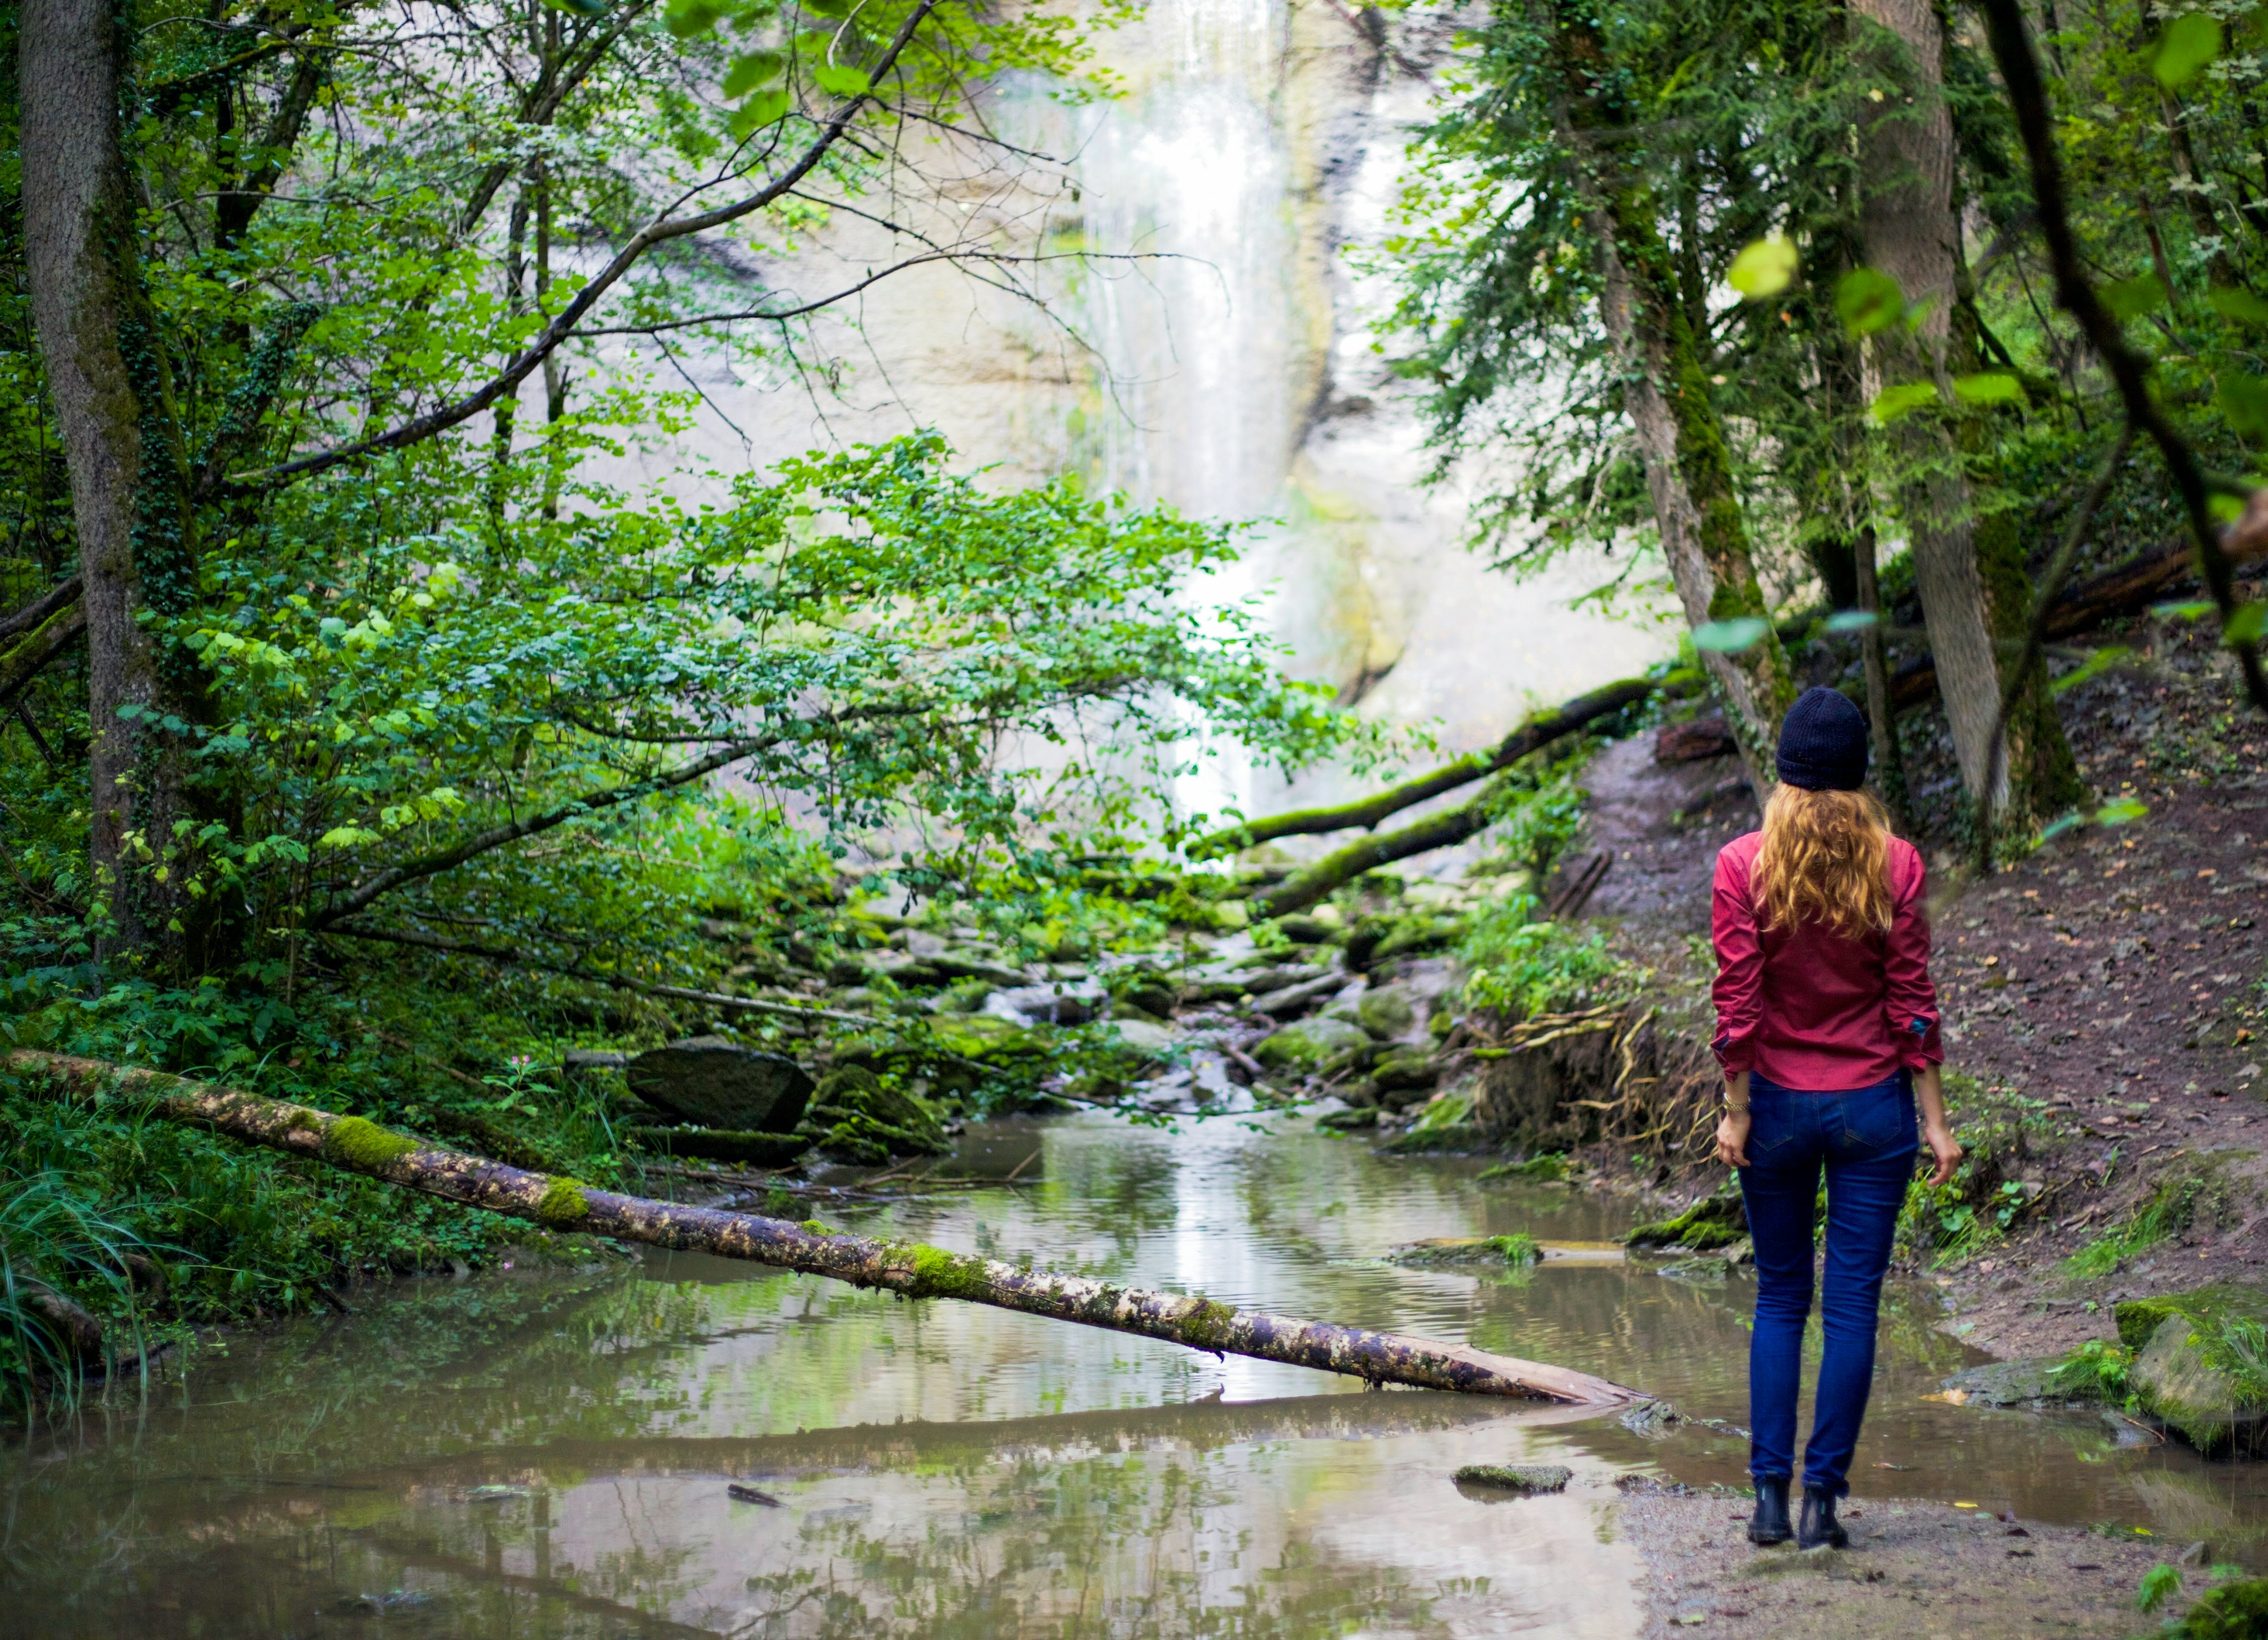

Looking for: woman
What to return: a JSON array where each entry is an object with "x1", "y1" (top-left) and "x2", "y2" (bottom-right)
[{"x1": 1711, "y1": 686, "x2": 1962, "y2": 1551}]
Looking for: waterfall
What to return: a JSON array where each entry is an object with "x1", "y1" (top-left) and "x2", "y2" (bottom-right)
[{"x1": 660, "y1": 0, "x2": 1673, "y2": 842}]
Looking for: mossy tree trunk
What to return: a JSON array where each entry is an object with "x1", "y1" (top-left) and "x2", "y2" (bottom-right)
[
  {"x1": 1849, "y1": 0, "x2": 2066, "y2": 825},
  {"x1": 6, "y1": 1051, "x2": 1645, "y2": 1406},
  {"x1": 1545, "y1": 1, "x2": 1796, "y2": 787},
  {"x1": 21, "y1": 0, "x2": 203, "y2": 963}
]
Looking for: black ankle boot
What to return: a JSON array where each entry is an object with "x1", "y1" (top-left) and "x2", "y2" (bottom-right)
[
  {"x1": 1798, "y1": 1485, "x2": 1847, "y2": 1549},
  {"x1": 1747, "y1": 1477, "x2": 1792, "y2": 1545}
]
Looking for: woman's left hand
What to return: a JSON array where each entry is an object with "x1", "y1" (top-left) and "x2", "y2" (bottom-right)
[{"x1": 1714, "y1": 1107, "x2": 1751, "y2": 1170}]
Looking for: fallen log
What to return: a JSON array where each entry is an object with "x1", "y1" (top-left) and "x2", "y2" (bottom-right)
[
  {"x1": 1190, "y1": 674, "x2": 1684, "y2": 858},
  {"x1": 4, "y1": 1051, "x2": 1643, "y2": 1406},
  {"x1": 1247, "y1": 774, "x2": 1508, "y2": 918}
]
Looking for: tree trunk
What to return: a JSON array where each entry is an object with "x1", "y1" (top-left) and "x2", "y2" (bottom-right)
[
  {"x1": 1849, "y1": 0, "x2": 2009, "y2": 813},
  {"x1": 1850, "y1": 525, "x2": 1912, "y2": 830},
  {"x1": 6, "y1": 1051, "x2": 1644, "y2": 1407},
  {"x1": 1545, "y1": 2, "x2": 1796, "y2": 783},
  {"x1": 21, "y1": 0, "x2": 198, "y2": 959}
]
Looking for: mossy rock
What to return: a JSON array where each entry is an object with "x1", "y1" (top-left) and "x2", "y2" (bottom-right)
[
  {"x1": 625, "y1": 1126, "x2": 814, "y2": 1167},
  {"x1": 1938, "y1": 1357, "x2": 2078, "y2": 1409},
  {"x1": 625, "y1": 1038, "x2": 813, "y2": 1132},
  {"x1": 801, "y1": 1067, "x2": 950, "y2": 1165},
  {"x1": 1391, "y1": 1234, "x2": 1541, "y2": 1268},
  {"x1": 1273, "y1": 913, "x2": 1342, "y2": 945},
  {"x1": 1355, "y1": 987, "x2": 1416, "y2": 1039},
  {"x1": 1626, "y1": 1187, "x2": 1747, "y2": 1251},
  {"x1": 2115, "y1": 1283, "x2": 2268, "y2": 1350},
  {"x1": 1452, "y1": 1463, "x2": 1569, "y2": 1494},
  {"x1": 1252, "y1": 1016, "x2": 1373, "y2": 1072},
  {"x1": 1317, "y1": 1105, "x2": 1378, "y2": 1132},
  {"x1": 1379, "y1": 1122, "x2": 1490, "y2": 1155},
  {"x1": 924, "y1": 1013, "x2": 1045, "y2": 1062},
  {"x1": 2129, "y1": 1313, "x2": 2268, "y2": 1455},
  {"x1": 1370, "y1": 1048, "x2": 1439, "y2": 1094},
  {"x1": 1480, "y1": 1153, "x2": 1571, "y2": 1184}
]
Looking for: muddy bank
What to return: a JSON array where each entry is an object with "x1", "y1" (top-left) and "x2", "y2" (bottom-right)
[{"x1": 1616, "y1": 1480, "x2": 2192, "y2": 1637}]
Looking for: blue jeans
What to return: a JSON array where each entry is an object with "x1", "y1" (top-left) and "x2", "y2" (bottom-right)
[{"x1": 1738, "y1": 1069, "x2": 1918, "y2": 1497}]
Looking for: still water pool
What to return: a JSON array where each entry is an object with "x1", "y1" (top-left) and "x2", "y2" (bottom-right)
[{"x1": 6, "y1": 1113, "x2": 2265, "y2": 1636}]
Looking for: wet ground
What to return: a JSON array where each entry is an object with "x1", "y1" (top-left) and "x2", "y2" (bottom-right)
[{"x1": 7, "y1": 1113, "x2": 2267, "y2": 1636}]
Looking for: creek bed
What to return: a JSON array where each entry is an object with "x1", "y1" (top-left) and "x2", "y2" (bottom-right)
[{"x1": 6, "y1": 1113, "x2": 2266, "y2": 1636}]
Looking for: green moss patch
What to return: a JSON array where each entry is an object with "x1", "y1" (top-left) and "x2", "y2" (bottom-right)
[
  {"x1": 1626, "y1": 1187, "x2": 1746, "y2": 1251},
  {"x1": 1453, "y1": 1463, "x2": 1570, "y2": 1494},
  {"x1": 898, "y1": 1242, "x2": 994, "y2": 1301},
  {"x1": 321, "y1": 1116, "x2": 418, "y2": 1171},
  {"x1": 533, "y1": 1176, "x2": 591, "y2": 1226}
]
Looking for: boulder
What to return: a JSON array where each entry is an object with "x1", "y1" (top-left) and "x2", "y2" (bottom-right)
[
  {"x1": 925, "y1": 1013, "x2": 1045, "y2": 1061},
  {"x1": 1939, "y1": 1358, "x2": 2076, "y2": 1408},
  {"x1": 1273, "y1": 913, "x2": 1341, "y2": 945},
  {"x1": 1108, "y1": 1019, "x2": 1179, "y2": 1059},
  {"x1": 1625, "y1": 1187, "x2": 1747, "y2": 1251},
  {"x1": 987, "y1": 982, "x2": 1102, "y2": 1026},
  {"x1": 1355, "y1": 987, "x2": 1416, "y2": 1040},
  {"x1": 2115, "y1": 1283, "x2": 2268, "y2": 1350},
  {"x1": 2129, "y1": 1313, "x2": 2268, "y2": 1455},
  {"x1": 1453, "y1": 1464, "x2": 1570, "y2": 1494},
  {"x1": 1252, "y1": 1015, "x2": 1373, "y2": 1072},
  {"x1": 1371, "y1": 1048, "x2": 1439, "y2": 1094},
  {"x1": 802, "y1": 1067, "x2": 950, "y2": 1165},
  {"x1": 625, "y1": 1038, "x2": 813, "y2": 1132}
]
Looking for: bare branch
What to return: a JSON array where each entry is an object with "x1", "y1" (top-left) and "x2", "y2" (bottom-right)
[
  {"x1": 306, "y1": 731, "x2": 780, "y2": 931},
  {"x1": 1977, "y1": 0, "x2": 2268, "y2": 713},
  {"x1": 230, "y1": 0, "x2": 947, "y2": 494}
]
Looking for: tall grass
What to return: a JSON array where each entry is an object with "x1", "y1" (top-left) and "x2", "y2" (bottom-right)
[{"x1": 0, "y1": 1171, "x2": 164, "y2": 1415}]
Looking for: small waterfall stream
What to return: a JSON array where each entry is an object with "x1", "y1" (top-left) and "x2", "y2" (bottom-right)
[{"x1": 677, "y1": 0, "x2": 1673, "y2": 833}]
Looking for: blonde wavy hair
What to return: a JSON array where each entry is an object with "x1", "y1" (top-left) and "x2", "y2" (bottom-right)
[{"x1": 1750, "y1": 784, "x2": 1894, "y2": 938}]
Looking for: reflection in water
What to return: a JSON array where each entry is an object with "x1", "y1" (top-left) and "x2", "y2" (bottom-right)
[{"x1": 7, "y1": 1112, "x2": 2268, "y2": 1635}]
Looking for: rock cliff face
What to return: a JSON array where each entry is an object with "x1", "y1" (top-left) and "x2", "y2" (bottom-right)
[{"x1": 628, "y1": 0, "x2": 1670, "y2": 825}]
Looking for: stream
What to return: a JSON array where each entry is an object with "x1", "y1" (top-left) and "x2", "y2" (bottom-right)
[{"x1": 9, "y1": 1113, "x2": 2268, "y2": 1636}]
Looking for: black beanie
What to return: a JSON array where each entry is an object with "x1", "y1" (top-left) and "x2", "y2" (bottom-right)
[{"x1": 1774, "y1": 686, "x2": 1868, "y2": 791}]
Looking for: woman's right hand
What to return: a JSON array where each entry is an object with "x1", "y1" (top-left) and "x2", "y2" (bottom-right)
[{"x1": 1714, "y1": 1107, "x2": 1751, "y2": 1170}]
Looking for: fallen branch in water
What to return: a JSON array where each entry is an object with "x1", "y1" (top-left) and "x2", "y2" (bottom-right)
[{"x1": 4, "y1": 1051, "x2": 1643, "y2": 1406}]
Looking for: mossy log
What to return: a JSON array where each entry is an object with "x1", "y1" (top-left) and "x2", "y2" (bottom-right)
[
  {"x1": 5, "y1": 1051, "x2": 1642, "y2": 1407},
  {"x1": 1247, "y1": 778, "x2": 1506, "y2": 918},
  {"x1": 1192, "y1": 675, "x2": 1678, "y2": 860}
]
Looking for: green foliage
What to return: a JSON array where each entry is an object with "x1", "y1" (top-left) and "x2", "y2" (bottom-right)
[
  {"x1": 1460, "y1": 894, "x2": 1632, "y2": 1019},
  {"x1": 2166, "y1": 1578, "x2": 2268, "y2": 1639},
  {"x1": 2193, "y1": 1316, "x2": 2268, "y2": 1405},
  {"x1": 0, "y1": 1172, "x2": 164, "y2": 1414},
  {"x1": 2044, "y1": 1338, "x2": 2133, "y2": 1405},
  {"x1": 2064, "y1": 1171, "x2": 2221, "y2": 1279},
  {"x1": 2138, "y1": 1562, "x2": 2184, "y2": 1615}
]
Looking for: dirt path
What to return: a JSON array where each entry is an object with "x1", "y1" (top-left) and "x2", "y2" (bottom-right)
[{"x1": 1616, "y1": 1480, "x2": 2188, "y2": 1637}]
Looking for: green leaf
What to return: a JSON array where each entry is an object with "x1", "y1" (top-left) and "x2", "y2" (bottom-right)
[
  {"x1": 1824, "y1": 609, "x2": 1878, "y2": 633},
  {"x1": 2094, "y1": 798, "x2": 2150, "y2": 827},
  {"x1": 664, "y1": 0, "x2": 730, "y2": 36},
  {"x1": 2211, "y1": 491, "x2": 2247, "y2": 523},
  {"x1": 2137, "y1": 1562, "x2": 2182, "y2": 1613},
  {"x1": 727, "y1": 87, "x2": 793, "y2": 136},
  {"x1": 1835, "y1": 267, "x2": 1905, "y2": 337},
  {"x1": 2218, "y1": 372, "x2": 2268, "y2": 440},
  {"x1": 2208, "y1": 288, "x2": 2268, "y2": 327},
  {"x1": 1727, "y1": 237, "x2": 1798, "y2": 300},
  {"x1": 804, "y1": 0, "x2": 856, "y2": 13},
  {"x1": 2227, "y1": 601, "x2": 2268, "y2": 646},
  {"x1": 1690, "y1": 617, "x2": 1770, "y2": 654},
  {"x1": 542, "y1": 0, "x2": 609, "y2": 14},
  {"x1": 2152, "y1": 599, "x2": 2218, "y2": 621},
  {"x1": 2049, "y1": 644, "x2": 2132, "y2": 694},
  {"x1": 722, "y1": 49, "x2": 786, "y2": 96},
  {"x1": 2035, "y1": 810, "x2": 2085, "y2": 844},
  {"x1": 1869, "y1": 381, "x2": 1939, "y2": 424},
  {"x1": 2151, "y1": 12, "x2": 2222, "y2": 89},
  {"x1": 811, "y1": 62, "x2": 871, "y2": 96},
  {"x1": 2101, "y1": 274, "x2": 2167, "y2": 324},
  {"x1": 1951, "y1": 372, "x2": 2024, "y2": 406}
]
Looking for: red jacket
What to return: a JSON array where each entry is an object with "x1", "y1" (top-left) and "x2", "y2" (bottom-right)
[{"x1": 1710, "y1": 830, "x2": 1942, "y2": 1091}]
